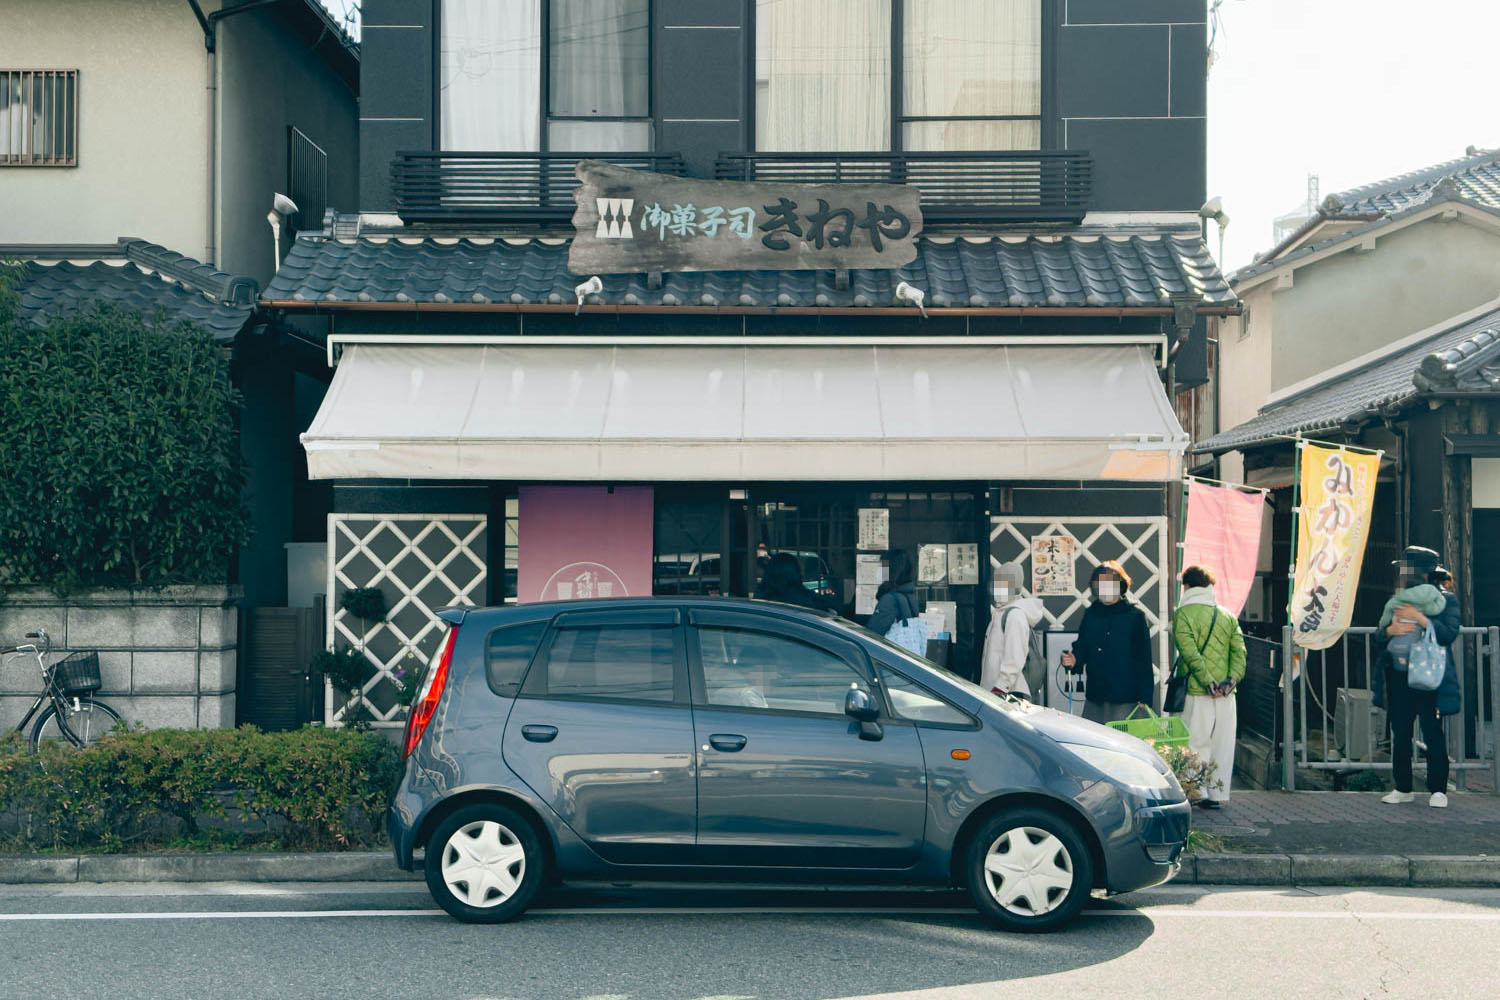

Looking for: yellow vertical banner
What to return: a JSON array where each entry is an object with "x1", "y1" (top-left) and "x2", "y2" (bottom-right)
[{"x1": 1290, "y1": 443, "x2": 1382, "y2": 649}]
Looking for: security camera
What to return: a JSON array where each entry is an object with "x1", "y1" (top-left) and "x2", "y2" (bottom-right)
[
  {"x1": 273, "y1": 192, "x2": 299, "y2": 217},
  {"x1": 895, "y1": 280, "x2": 927, "y2": 318},
  {"x1": 574, "y1": 275, "x2": 603, "y2": 314}
]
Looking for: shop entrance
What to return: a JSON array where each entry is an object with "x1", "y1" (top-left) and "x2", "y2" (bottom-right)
[{"x1": 653, "y1": 485, "x2": 987, "y2": 679}]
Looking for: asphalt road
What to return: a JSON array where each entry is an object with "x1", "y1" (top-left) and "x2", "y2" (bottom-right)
[{"x1": 3, "y1": 881, "x2": 1498, "y2": 1000}]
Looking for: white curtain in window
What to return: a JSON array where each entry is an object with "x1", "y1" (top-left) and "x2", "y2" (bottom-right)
[
  {"x1": 903, "y1": 0, "x2": 1040, "y2": 150},
  {"x1": 440, "y1": 0, "x2": 542, "y2": 150},
  {"x1": 755, "y1": 0, "x2": 890, "y2": 152},
  {"x1": 550, "y1": 0, "x2": 648, "y2": 118}
]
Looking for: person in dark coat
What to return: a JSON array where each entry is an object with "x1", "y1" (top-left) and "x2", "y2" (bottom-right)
[
  {"x1": 1373, "y1": 546, "x2": 1462, "y2": 808},
  {"x1": 1061, "y1": 560, "x2": 1154, "y2": 725},
  {"x1": 867, "y1": 549, "x2": 920, "y2": 637},
  {"x1": 755, "y1": 551, "x2": 833, "y2": 612}
]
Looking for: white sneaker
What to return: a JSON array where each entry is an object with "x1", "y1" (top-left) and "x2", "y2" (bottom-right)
[
  {"x1": 1429, "y1": 792, "x2": 1448, "y2": 808},
  {"x1": 1381, "y1": 790, "x2": 1415, "y2": 804}
]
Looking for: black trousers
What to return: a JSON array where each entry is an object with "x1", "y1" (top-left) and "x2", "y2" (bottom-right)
[{"x1": 1385, "y1": 667, "x2": 1449, "y2": 793}]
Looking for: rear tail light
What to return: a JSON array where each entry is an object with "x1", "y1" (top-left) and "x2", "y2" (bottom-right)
[{"x1": 403, "y1": 625, "x2": 458, "y2": 760}]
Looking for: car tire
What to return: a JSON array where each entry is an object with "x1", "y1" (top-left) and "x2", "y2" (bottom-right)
[
  {"x1": 425, "y1": 803, "x2": 544, "y2": 923},
  {"x1": 965, "y1": 807, "x2": 1094, "y2": 933}
]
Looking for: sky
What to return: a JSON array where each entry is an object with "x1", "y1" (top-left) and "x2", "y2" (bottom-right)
[{"x1": 1207, "y1": 0, "x2": 1500, "y2": 270}]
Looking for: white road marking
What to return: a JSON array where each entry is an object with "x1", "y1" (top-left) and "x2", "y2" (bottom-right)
[{"x1": 1, "y1": 904, "x2": 1499, "y2": 922}]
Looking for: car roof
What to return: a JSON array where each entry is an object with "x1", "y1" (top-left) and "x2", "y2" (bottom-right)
[{"x1": 448, "y1": 596, "x2": 836, "y2": 623}]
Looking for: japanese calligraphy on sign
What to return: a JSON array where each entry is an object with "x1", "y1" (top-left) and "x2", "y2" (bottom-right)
[
  {"x1": 1031, "y1": 535, "x2": 1077, "y2": 596},
  {"x1": 1290, "y1": 443, "x2": 1382, "y2": 649},
  {"x1": 570, "y1": 161, "x2": 924, "y2": 274}
]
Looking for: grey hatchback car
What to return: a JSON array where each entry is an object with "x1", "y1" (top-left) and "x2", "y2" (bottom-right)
[{"x1": 390, "y1": 598, "x2": 1189, "y2": 932}]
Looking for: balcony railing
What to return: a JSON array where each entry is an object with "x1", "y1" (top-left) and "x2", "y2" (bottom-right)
[
  {"x1": 714, "y1": 151, "x2": 1092, "y2": 226},
  {"x1": 391, "y1": 151, "x2": 687, "y2": 224}
]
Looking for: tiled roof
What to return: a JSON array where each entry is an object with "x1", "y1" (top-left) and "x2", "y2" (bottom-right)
[
  {"x1": 262, "y1": 231, "x2": 1236, "y2": 311},
  {"x1": 1327, "y1": 148, "x2": 1500, "y2": 216},
  {"x1": 6, "y1": 240, "x2": 257, "y2": 341},
  {"x1": 1195, "y1": 308, "x2": 1500, "y2": 454},
  {"x1": 1234, "y1": 149, "x2": 1500, "y2": 282}
]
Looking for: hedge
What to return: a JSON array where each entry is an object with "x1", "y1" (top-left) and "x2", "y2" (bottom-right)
[
  {"x1": 0, "y1": 263, "x2": 250, "y2": 593},
  {"x1": 0, "y1": 726, "x2": 403, "y2": 853}
]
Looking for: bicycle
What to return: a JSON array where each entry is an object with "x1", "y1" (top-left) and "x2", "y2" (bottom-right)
[{"x1": 4, "y1": 627, "x2": 122, "y2": 750}]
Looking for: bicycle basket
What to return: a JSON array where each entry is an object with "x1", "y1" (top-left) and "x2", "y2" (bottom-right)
[{"x1": 50, "y1": 652, "x2": 102, "y2": 695}]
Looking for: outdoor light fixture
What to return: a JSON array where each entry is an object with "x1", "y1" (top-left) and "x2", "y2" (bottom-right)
[
  {"x1": 894, "y1": 280, "x2": 928, "y2": 319},
  {"x1": 267, "y1": 192, "x2": 299, "y2": 271},
  {"x1": 574, "y1": 275, "x2": 603, "y2": 314},
  {"x1": 1199, "y1": 196, "x2": 1230, "y2": 264}
]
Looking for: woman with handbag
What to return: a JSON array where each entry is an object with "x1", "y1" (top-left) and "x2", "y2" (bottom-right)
[
  {"x1": 1373, "y1": 546, "x2": 1462, "y2": 808},
  {"x1": 1171, "y1": 565, "x2": 1246, "y2": 810}
]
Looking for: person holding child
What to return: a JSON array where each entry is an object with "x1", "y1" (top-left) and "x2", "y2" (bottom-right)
[{"x1": 1373, "y1": 545, "x2": 1462, "y2": 808}]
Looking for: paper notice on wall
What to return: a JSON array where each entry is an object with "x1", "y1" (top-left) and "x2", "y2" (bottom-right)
[
  {"x1": 1031, "y1": 534, "x2": 1077, "y2": 596},
  {"x1": 920, "y1": 610, "x2": 947, "y2": 641},
  {"x1": 929, "y1": 600, "x2": 957, "y2": 638},
  {"x1": 857, "y1": 508, "x2": 889, "y2": 551},
  {"x1": 856, "y1": 553, "x2": 885, "y2": 586},
  {"x1": 917, "y1": 544, "x2": 948, "y2": 583},
  {"x1": 948, "y1": 543, "x2": 979, "y2": 585},
  {"x1": 855, "y1": 584, "x2": 880, "y2": 616}
]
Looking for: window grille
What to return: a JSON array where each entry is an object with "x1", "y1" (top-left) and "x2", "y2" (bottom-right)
[{"x1": 1, "y1": 70, "x2": 78, "y2": 166}]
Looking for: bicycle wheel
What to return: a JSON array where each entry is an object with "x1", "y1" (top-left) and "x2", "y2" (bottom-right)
[{"x1": 31, "y1": 698, "x2": 123, "y2": 750}]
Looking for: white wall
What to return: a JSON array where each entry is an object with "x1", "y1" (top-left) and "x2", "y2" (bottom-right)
[
  {"x1": 1267, "y1": 218, "x2": 1500, "y2": 392},
  {"x1": 1474, "y1": 458, "x2": 1500, "y2": 508},
  {"x1": 0, "y1": 0, "x2": 210, "y2": 256},
  {"x1": 1214, "y1": 282, "x2": 1277, "y2": 485}
]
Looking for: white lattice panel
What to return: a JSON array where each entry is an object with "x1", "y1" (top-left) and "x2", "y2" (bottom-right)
[
  {"x1": 989, "y1": 517, "x2": 1171, "y2": 678},
  {"x1": 326, "y1": 515, "x2": 488, "y2": 727}
]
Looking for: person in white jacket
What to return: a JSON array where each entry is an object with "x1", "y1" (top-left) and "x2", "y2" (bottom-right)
[{"x1": 981, "y1": 562, "x2": 1046, "y2": 698}]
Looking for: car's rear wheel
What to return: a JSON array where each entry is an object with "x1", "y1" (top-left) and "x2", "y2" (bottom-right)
[
  {"x1": 425, "y1": 803, "x2": 543, "y2": 923},
  {"x1": 965, "y1": 807, "x2": 1094, "y2": 933}
]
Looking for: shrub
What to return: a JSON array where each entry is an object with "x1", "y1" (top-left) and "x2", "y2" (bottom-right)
[
  {"x1": 1154, "y1": 742, "x2": 1220, "y2": 803},
  {"x1": 0, "y1": 726, "x2": 402, "y2": 853},
  {"x1": 0, "y1": 268, "x2": 250, "y2": 593}
]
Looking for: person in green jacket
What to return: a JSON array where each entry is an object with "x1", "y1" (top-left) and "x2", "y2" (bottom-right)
[{"x1": 1172, "y1": 565, "x2": 1247, "y2": 809}]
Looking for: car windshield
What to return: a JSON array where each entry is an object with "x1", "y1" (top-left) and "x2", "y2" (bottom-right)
[{"x1": 825, "y1": 617, "x2": 1027, "y2": 716}]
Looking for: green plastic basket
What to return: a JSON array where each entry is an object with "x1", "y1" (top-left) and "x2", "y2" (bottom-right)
[{"x1": 1106, "y1": 705, "x2": 1190, "y2": 748}]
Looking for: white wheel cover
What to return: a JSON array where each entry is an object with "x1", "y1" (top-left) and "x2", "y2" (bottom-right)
[
  {"x1": 441, "y1": 820, "x2": 527, "y2": 909},
  {"x1": 983, "y1": 826, "x2": 1074, "y2": 917}
]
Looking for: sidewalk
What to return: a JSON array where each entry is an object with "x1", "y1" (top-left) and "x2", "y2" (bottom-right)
[{"x1": 1191, "y1": 789, "x2": 1500, "y2": 855}]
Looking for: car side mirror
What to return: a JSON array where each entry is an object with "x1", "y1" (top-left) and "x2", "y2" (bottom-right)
[{"x1": 844, "y1": 687, "x2": 879, "y2": 722}]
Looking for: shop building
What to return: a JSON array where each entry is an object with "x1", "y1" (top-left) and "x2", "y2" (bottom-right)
[{"x1": 260, "y1": 0, "x2": 1237, "y2": 726}]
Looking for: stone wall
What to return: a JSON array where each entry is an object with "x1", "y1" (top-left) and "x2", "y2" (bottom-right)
[{"x1": 0, "y1": 586, "x2": 238, "y2": 733}]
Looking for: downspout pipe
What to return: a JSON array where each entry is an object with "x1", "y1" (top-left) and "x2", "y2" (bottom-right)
[{"x1": 185, "y1": 0, "x2": 282, "y2": 265}]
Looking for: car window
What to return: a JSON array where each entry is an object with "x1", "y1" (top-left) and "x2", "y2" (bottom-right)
[
  {"x1": 485, "y1": 620, "x2": 548, "y2": 696},
  {"x1": 542, "y1": 625, "x2": 676, "y2": 702},
  {"x1": 878, "y1": 664, "x2": 972, "y2": 725},
  {"x1": 697, "y1": 626, "x2": 867, "y2": 716}
]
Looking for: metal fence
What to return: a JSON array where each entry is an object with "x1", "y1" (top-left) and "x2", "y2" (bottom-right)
[{"x1": 1279, "y1": 625, "x2": 1499, "y2": 792}]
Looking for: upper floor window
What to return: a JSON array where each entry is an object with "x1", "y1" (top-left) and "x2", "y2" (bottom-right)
[
  {"x1": 755, "y1": 1, "x2": 1041, "y2": 153},
  {"x1": 440, "y1": 0, "x2": 650, "y2": 152},
  {"x1": 1, "y1": 70, "x2": 78, "y2": 166}
]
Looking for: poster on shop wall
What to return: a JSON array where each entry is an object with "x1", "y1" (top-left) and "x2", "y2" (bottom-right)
[{"x1": 517, "y1": 486, "x2": 655, "y2": 604}]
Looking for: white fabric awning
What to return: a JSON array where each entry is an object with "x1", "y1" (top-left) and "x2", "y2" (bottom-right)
[{"x1": 301, "y1": 343, "x2": 1187, "y2": 482}]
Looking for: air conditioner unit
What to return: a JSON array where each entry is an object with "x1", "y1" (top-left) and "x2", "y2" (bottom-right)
[{"x1": 1335, "y1": 688, "x2": 1384, "y2": 760}]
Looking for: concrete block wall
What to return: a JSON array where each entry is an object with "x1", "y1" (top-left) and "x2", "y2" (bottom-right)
[{"x1": 0, "y1": 586, "x2": 240, "y2": 734}]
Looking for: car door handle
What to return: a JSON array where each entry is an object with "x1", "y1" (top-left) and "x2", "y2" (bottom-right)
[
  {"x1": 707, "y1": 734, "x2": 748, "y2": 752},
  {"x1": 521, "y1": 725, "x2": 558, "y2": 743}
]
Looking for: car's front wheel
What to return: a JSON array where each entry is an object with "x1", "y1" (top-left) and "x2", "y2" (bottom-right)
[
  {"x1": 425, "y1": 803, "x2": 543, "y2": 923},
  {"x1": 966, "y1": 807, "x2": 1094, "y2": 932}
]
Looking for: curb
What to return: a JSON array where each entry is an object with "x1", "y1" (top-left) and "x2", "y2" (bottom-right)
[
  {"x1": 1177, "y1": 852, "x2": 1500, "y2": 888},
  {"x1": 0, "y1": 852, "x2": 420, "y2": 885},
  {"x1": 1, "y1": 851, "x2": 1497, "y2": 888}
]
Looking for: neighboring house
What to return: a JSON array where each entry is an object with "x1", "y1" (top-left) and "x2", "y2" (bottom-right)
[
  {"x1": 1184, "y1": 148, "x2": 1500, "y2": 626},
  {"x1": 0, "y1": 0, "x2": 358, "y2": 730},
  {"x1": 260, "y1": 0, "x2": 1237, "y2": 728}
]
